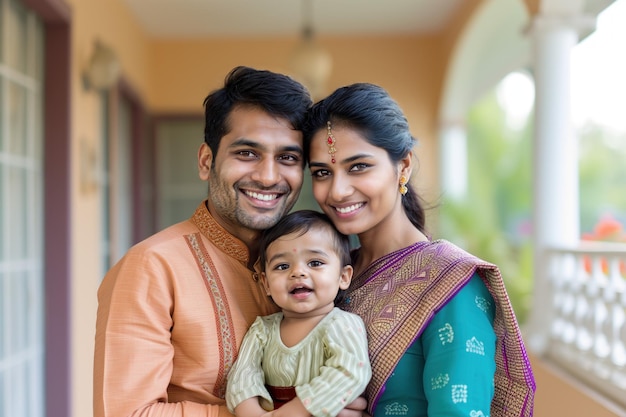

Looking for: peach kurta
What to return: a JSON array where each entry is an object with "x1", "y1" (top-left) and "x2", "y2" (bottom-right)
[{"x1": 94, "y1": 201, "x2": 278, "y2": 417}]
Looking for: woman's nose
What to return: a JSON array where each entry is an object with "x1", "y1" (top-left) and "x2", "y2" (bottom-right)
[{"x1": 329, "y1": 172, "x2": 353, "y2": 201}]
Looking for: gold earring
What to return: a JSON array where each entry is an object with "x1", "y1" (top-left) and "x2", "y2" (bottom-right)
[{"x1": 399, "y1": 175, "x2": 408, "y2": 195}]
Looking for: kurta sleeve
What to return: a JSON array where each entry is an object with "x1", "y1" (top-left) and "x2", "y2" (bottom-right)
[
  {"x1": 296, "y1": 311, "x2": 372, "y2": 417},
  {"x1": 225, "y1": 316, "x2": 273, "y2": 412},
  {"x1": 421, "y1": 273, "x2": 497, "y2": 417},
  {"x1": 94, "y1": 246, "x2": 227, "y2": 417}
]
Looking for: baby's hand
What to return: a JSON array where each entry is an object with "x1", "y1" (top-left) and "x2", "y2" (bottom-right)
[
  {"x1": 264, "y1": 399, "x2": 310, "y2": 417},
  {"x1": 337, "y1": 396, "x2": 369, "y2": 417}
]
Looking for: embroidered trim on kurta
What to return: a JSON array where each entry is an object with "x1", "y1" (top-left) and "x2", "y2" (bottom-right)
[
  {"x1": 190, "y1": 200, "x2": 249, "y2": 266},
  {"x1": 186, "y1": 232, "x2": 236, "y2": 398}
]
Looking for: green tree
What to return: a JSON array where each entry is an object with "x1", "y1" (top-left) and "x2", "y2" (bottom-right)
[
  {"x1": 579, "y1": 124, "x2": 626, "y2": 232},
  {"x1": 440, "y1": 78, "x2": 626, "y2": 325},
  {"x1": 439, "y1": 87, "x2": 534, "y2": 324}
]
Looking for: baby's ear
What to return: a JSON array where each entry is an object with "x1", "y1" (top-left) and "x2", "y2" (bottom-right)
[
  {"x1": 260, "y1": 272, "x2": 271, "y2": 296},
  {"x1": 339, "y1": 265, "x2": 353, "y2": 290}
]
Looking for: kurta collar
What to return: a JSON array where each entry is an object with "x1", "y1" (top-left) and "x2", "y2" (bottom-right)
[{"x1": 189, "y1": 200, "x2": 250, "y2": 266}]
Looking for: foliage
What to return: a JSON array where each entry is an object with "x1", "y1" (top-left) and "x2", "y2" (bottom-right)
[
  {"x1": 439, "y1": 88, "x2": 534, "y2": 324},
  {"x1": 579, "y1": 124, "x2": 626, "y2": 232},
  {"x1": 439, "y1": 77, "x2": 626, "y2": 325}
]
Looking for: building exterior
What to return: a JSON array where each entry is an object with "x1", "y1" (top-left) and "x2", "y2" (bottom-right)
[{"x1": 1, "y1": 0, "x2": 624, "y2": 416}]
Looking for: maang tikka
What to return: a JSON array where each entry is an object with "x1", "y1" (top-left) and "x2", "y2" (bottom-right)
[{"x1": 326, "y1": 121, "x2": 337, "y2": 164}]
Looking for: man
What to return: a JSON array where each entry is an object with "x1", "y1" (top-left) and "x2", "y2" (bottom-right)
[{"x1": 93, "y1": 66, "x2": 312, "y2": 417}]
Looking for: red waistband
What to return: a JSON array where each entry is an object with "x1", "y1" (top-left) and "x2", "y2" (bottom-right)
[{"x1": 265, "y1": 385, "x2": 296, "y2": 409}]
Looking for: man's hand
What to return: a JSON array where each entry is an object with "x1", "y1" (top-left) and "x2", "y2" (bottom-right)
[{"x1": 337, "y1": 396, "x2": 370, "y2": 417}]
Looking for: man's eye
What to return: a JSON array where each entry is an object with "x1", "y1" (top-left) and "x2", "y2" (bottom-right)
[
  {"x1": 237, "y1": 150, "x2": 257, "y2": 158},
  {"x1": 278, "y1": 154, "x2": 301, "y2": 163}
]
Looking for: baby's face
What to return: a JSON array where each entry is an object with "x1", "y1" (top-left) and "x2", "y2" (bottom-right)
[{"x1": 261, "y1": 227, "x2": 352, "y2": 319}]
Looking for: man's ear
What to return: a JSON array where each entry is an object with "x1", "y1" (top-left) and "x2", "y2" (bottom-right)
[{"x1": 198, "y1": 143, "x2": 213, "y2": 181}]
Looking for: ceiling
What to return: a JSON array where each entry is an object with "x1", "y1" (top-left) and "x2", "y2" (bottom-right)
[{"x1": 120, "y1": 0, "x2": 466, "y2": 38}]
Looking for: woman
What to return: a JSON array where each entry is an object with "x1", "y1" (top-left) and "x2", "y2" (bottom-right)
[{"x1": 303, "y1": 83, "x2": 535, "y2": 417}]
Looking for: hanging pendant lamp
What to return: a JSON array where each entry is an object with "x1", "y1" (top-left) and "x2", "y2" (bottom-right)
[{"x1": 289, "y1": 0, "x2": 333, "y2": 100}]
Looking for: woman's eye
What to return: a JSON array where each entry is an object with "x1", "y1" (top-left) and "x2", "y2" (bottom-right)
[
  {"x1": 312, "y1": 169, "x2": 330, "y2": 178},
  {"x1": 349, "y1": 163, "x2": 369, "y2": 172}
]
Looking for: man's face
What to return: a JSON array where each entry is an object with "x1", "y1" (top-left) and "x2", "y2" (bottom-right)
[{"x1": 198, "y1": 106, "x2": 304, "y2": 242}]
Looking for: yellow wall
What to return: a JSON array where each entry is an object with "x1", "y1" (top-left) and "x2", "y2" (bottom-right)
[{"x1": 67, "y1": 1, "x2": 152, "y2": 416}]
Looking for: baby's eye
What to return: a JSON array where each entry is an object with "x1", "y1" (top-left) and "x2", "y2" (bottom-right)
[
  {"x1": 274, "y1": 263, "x2": 289, "y2": 271},
  {"x1": 308, "y1": 260, "x2": 324, "y2": 267}
]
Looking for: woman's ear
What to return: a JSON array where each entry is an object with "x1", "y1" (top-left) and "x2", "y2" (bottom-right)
[
  {"x1": 399, "y1": 150, "x2": 413, "y2": 179},
  {"x1": 198, "y1": 143, "x2": 213, "y2": 181}
]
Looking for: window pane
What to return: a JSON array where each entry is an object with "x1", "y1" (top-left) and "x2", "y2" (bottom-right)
[
  {"x1": 5, "y1": 0, "x2": 27, "y2": 71},
  {"x1": 155, "y1": 120, "x2": 205, "y2": 230},
  {"x1": 8, "y1": 81, "x2": 27, "y2": 156},
  {"x1": 0, "y1": 166, "x2": 4, "y2": 260},
  {"x1": 0, "y1": 2, "x2": 44, "y2": 417},
  {"x1": 26, "y1": 13, "x2": 44, "y2": 80},
  {"x1": 0, "y1": 373, "x2": 5, "y2": 417},
  {"x1": 7, "y1": 165, "x2": 27, "y2": 259},
  {"x1": 7, "y1": 272, "x2": 27, "y2": 353},
  {"x1": 0, "y1": 273, "x2": 5, "y2": 358},
  {"x1": 0, "y1": 79, "x2": 4, "y2": 149}
]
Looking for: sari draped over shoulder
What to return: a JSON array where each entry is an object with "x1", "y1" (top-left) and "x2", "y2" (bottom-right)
[{"x1": 342, "y1": 240, "x2": 535, "y2": 417}]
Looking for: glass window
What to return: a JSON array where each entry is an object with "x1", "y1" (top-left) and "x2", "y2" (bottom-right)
[
  {"x1": 155, "y1": 119, "x2": 205, "y2": 230},
  {"x1": 0, "y1": 1, "x2": 44, "y2": 416}
]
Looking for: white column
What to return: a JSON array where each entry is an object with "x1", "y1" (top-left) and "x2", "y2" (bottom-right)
[
  {"x1": 526, "y1": 14, "x2": 594, "y2": 353},
  {"x1": 533, "y1": 17, "x2": 580, "y2": 246},
  {"x1": 439, "y1": 121, "x2": 468, "y2": 201}
]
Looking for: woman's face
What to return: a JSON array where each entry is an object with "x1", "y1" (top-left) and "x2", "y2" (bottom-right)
[{"x1": 308, "y1": 125, "x2": 404, "y2": 236}]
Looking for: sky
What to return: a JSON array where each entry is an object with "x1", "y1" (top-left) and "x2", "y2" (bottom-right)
[{"x1": 571, "y1": 0, "x2": 626, "y2": 132}]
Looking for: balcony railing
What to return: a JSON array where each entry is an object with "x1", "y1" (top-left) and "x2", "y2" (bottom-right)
[{"x1": 544, "y1": 242, "x2": 626, "y2": 407}]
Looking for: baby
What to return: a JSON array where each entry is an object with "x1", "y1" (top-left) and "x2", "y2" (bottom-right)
[{"x1": 226, "y1": 210, "x2": 371, "y2": 417}]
